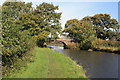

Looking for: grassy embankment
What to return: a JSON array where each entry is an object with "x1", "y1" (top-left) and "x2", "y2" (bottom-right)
[{"x1": 4, "y1": 47, "x2": 86, "y2": 78}]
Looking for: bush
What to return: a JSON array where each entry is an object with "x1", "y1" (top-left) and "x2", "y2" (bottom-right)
[
  {"x1": 2, "y1": 22, "x2": 36, "y2": 67},
  {"x1": 80, "y1": 40, "x2": 92, "y2": 50},
  {"x1": 79, "y1": 35, "x2": 96, "y2": 50}
]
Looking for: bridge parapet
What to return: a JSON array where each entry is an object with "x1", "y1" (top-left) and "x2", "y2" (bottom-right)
[{"x1": 57, "y1": 38, "x2": 73, "y2": 42}]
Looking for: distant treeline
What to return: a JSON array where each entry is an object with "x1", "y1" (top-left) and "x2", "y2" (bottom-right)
[{"x1": 63, "y1": 14, "x2": 120, "y2": 52}]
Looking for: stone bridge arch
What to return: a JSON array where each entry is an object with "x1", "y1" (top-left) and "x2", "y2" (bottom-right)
[
  {"x1": 57, "y1": 38, "x2": 79, "y2": 49},
  {"x1": 58, "y1": 41, "x2": 68, "y2": 49}
]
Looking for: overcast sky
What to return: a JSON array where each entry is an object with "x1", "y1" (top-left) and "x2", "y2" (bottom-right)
[{"x1": 0, "y1": 0, "x2": 119, "y2": 29}]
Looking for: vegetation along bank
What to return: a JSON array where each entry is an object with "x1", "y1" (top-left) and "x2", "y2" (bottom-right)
[{"x1": 63, "y1": 14, "x2": 120, "y2": 53}]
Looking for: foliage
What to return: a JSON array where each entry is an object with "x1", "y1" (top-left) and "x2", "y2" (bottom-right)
[
  {"x1": 2, "y1": 1, "x2": 32, "y2": 23},
  {"x1": 2, "y1": 6, "x2": 35, "y2": 67},
  {"x1": 18, "y1": 2, "x2": 62, "y2": 46},
  {"x1": 82, "y1": 14, "x2": 120, "y2": 40},
  {"x1": 2, "y1": 1, "x2": 62, "y2": 74},
  {"x1": 2, "y1": 1, "x2": 62, "y2": 76},
  {"x1": 64, "y1": 14, "x2": 120, "y2": 50},
  {"x1": 64, "y1": 19, "x2": 96, "y2": 49}
]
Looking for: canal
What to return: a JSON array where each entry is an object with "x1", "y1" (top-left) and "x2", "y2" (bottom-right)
[{"x1": 51, "y1": 46, "x2": 119, "y2": 78}]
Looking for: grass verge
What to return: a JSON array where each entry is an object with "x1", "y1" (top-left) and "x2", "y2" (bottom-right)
[{"x1": 3, "y1": 47, "x2": 87, "y2": 78}]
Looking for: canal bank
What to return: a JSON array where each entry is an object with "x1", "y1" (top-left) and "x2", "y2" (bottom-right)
[
  {"x1": 4, "y1": 47, "x2": 86, "y2": 78},
  {"x1": 51, "y1": 46, "x2": 119, "y2": 78}
]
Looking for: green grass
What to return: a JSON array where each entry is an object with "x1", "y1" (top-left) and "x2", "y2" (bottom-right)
[{"x1": 4, "y1": 47, "x2": 86, "y2": 78}]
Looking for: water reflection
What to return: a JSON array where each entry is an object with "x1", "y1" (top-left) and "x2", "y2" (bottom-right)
[{"x1": 51, "y1": 46, "x2": 119, "y2": 78}]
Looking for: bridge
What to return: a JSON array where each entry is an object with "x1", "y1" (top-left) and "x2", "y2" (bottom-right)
[{"x1": 57, "y1": 38, "x2": 79, "y2": 49}]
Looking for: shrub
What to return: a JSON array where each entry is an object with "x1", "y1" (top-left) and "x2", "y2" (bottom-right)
[{"x1": 2, "y1": 22, "x2": 36, "y2": 66}]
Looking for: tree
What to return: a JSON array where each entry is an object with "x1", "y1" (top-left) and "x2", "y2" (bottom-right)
[
  {"x1": 63, "y1": 14, "x2": 120, "y2": 50},
  {"x1": 18, "y1": 2, "x2": 62, "y2": 46},
  {"x1": 2, "y1": 1, "x2": 35, "y2": 66},
  {"x1": 64, "y1": 19, "x2": 96, "y2": 49},
  {"x1": 33, "y1": 2, "x2": 62, "y2": 40},
  {"x1": 2, "y1": 1, "x2": 32, "y2": 23},
  {"x1": 82, "y1": 14, "x2": 120, "y2": 40}
]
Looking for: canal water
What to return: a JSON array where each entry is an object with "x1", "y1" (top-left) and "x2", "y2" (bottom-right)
[{"x1": 51, "y1": 46, "x2": 119, "y2": 78}]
